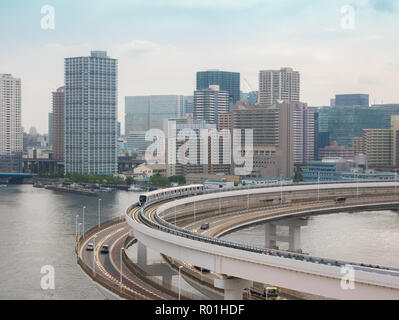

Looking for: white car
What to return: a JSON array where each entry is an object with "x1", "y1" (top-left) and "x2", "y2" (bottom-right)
[{"x1": 86, "y1": 243, "x2": 94, "y2": 251}]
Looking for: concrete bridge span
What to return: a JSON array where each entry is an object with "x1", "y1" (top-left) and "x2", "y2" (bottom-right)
[{"x1": 127, "y1": 182, "x2": 399, "y2": 300}]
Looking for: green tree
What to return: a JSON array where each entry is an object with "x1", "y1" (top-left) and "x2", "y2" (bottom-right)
[
  {"x1": 294, "y1": 170, "x2": 303, "y2": 183},
  {"x1": 150, "y1": 174, "x2": 170, "y2": 187},
  {"x1": 125, "y1": 176, "x2": 134, "y2": 185},
  {"x1": 168, "y1": 175, "x2": 186, "y2": 185}
]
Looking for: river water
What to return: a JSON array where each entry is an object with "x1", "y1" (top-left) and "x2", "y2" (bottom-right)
[
  {"x1": 0, "y1": 184, "x2": 139, "y2": 300},
  {"x1": 221, "y1": 210, "x2": 399, "y2": 268},
  {"x1": 1, "y1": 184, "x2": 399, "y2": 299}
]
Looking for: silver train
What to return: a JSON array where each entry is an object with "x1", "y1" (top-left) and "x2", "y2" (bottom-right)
[{"x1": 139, "y1": 184, "x2": 204, "y2": 207}]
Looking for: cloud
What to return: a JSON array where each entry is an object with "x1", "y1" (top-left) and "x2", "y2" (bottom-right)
[
  {"x1": 369, "y1": 0, "x2": 398, "y2": 12},
  {"x1": 133, "y1": 0, "x2": 267, "y2": 9},
  {"x1": 353, "y1": 0, "x2": 399, "y2": 12}
]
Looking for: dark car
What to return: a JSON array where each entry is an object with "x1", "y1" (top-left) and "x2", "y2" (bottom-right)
[
  {"x1": 335, "y1": 197, "x2": 346, "y2": 203},
  {"x1": 101, "y1": 244, "x2": 109, "y2": 254},
  {"x1": 200, "y1": 223, "x2": 209, "y2": 230}
]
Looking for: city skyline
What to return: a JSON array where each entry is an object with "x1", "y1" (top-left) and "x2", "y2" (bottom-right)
[{"x1": 1, "y1": 0, "x2": 399, "y2": 132}]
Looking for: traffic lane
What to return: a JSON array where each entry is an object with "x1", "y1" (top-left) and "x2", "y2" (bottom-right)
[
  {"x1": 107, "y1": 227, "x2": 176, "y2": 300},
  {"x1": 97, "y1": 226, "x2": 130, "y2": 278},
  {"x1": 80, "y1": 222, "x2": 128, "y2": 269},
  {"x1": 88, "y1": 223, "x2": 171, "y2": 300}
]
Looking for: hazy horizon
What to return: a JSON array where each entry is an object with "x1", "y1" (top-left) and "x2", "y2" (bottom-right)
[{"x1": 1, "y1": 0, "x2": 399, "y2": 133}]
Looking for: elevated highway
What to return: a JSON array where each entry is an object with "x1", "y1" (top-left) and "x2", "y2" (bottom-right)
[{"x1": 126, "y1": 182, "x2": 399, "y2": 300}]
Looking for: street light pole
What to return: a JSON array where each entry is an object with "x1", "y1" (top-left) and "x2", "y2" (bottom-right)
[
  {"x1": 178, "y1": 265, "x2": 183, "y2": 300},
  {"x1": 175, "y1": 206, "x2": 177, "y2": 226},
  {"x1": 193, "y1": 201, "x2": 196, "y2": 222},
  {"x1": 75, "y1": 215, "x2": 79, "y2": 247},
  {"x1": 92, "y1": 235, "x2": 97, "y2": 277},
  {"x1": 98, "y1": 198, "x2": 101, "y2": 228},
  {"x1": 82, "y1": 206, "x2": 86, "y2": 239},
  {"x1": 120, "y1": 247, "x2": 124, "y2": 291},
  {"x1": 318, "y1": 174, "x2": 321, "y2": 200},
  {"x1": 395, "y1": 173, "x2": 397, "y2": 194},
  {"x1": 78, "y1": 223, "x2": 82, "y2": 241}
]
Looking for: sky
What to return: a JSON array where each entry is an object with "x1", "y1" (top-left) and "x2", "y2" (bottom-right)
[{"x1": 1, "y1": 0, "x2": 399, "y2": 133}]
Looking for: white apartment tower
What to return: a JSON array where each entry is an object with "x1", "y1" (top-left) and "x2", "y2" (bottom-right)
[
  {"x1": 64, "y1": 51, "x2": 118, "y2": 175},
  {"x1": 193, "y1": 85, "x2": 229, "y2": 127},
  {"x1": 0, "y1": 74, "x2": 22, "y2": 156},
  {"x1": 259, "y1": 67, "x2": 300, "y2": 105},
  {"x1": 292, "y1": 102, "x2": 314, "y2": 164}
]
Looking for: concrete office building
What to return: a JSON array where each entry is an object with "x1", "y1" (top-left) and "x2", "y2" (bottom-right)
[
  {"x1": 363, "y1": 129, "x2": 393, "y2": 167},
  {"x1": 319, "y1": 141, "x2": 355, "y2": 160},
  {"x1": 126, "y1": 131, "x2": 150, "y2": 152},
  {"x1": 258, "y1": 68, "x2": 300, "y2": 105},
  {"x1": 0, "y1": 74, "x2": 22, "y2": 172},
  {"x1": 164, "y1": 116, "x2": 216, "y2": 177},
  {"x1": 361, "y1": 117, "x2": 399, "y2": 169},
  {"x1": 196, "y1": 70, "x2": 240, "y2": 107},
  {"x1": 193, "y1": 85, "x2": 229, "y2": 127},
  {"x1": 231, "y1": 101, "x2": 295, "y2": 178},
  {"x1": 64, "y1": 51, "x2": 117, "y2": 175},
  {"x1": 52, "y1": 86, "x2": 64, "y2": 161},
  {"x1": 353, "y1": 137, "x2": 365, "y2": 156}
]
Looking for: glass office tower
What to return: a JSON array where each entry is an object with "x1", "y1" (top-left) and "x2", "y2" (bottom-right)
[
  {"x1": 317, "y1": 106, "x2": 386, "y2": 146},
  {"x1": 196, "y1": 70, "x2": 240, "y2": 107}
]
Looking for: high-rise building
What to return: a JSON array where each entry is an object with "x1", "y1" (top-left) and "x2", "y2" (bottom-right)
[
  {"x1": 183, "y1": 96, "x2": 194, "y2": 115},
  {"x1": 126, "y1": 131, "x2": 150, "y2": 152},
  {"x1": 117, "y1": 122, "x2": 121, "y2": 138},
  {"x1": 258, "y1": 67, "x2": 300, "y2": 105},
  {"x1": 292, "y1": 102, "x2": 314, "y2": 164},
  {"x1": 52, "y1": 86, "x2": 64, "y2": 161},
  {"x1": 164, "y1": 116, "x2": 216, "y2": 177},
  {"x1": 48, "y1": 113, "x2": 53, "y2": 147},
  {"x1": 353, "y1": 137, "x2": 365, "y2": 156},
  {"x1": 196, "y1": 70, "x2": 240, "y2": 107},
  {"x1": 363, "y1": 129, "x2": 393, "y2": 167},
  {"x1": 335, "y1": 94, "x2": 369, "y2": 107},
  {"x1": 0, "y1": 74, "x2": 22, "y2": 172},
  {"x1": 361, "y1": 116, "x2": 399, "y2": 169},
  {"x1": 193, "y1": 85, "x2": 229, "y2": 127},
  {"x1": 125, "y1": 95, "x2": 184, "y2": 135},
  {"x1": 231, "y1": 101, "x2": 295, "y2": 178},
  {"x1": 317, "y1": 106, "x2": 386, "y2": 146},
  {"x1": 64, "y1": 51, "x2": 117, "y2": 175}
]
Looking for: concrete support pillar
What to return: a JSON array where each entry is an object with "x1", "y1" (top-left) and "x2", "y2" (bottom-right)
[
  {"x1": 137, "y1": 241, "x2": 147, "y2": 267},
  {"x1": 265, "y1": 223, "x2": 277, "y2": 248},
  {"x1": 214, "y1": 277, "x2": 251, "y2": 300},
  {"x1": 163, "y1": 275, "x2": 172, "y2": 287},
  {"x1": 288, "y1": 225, "x2": 301, "y2": 252}
]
